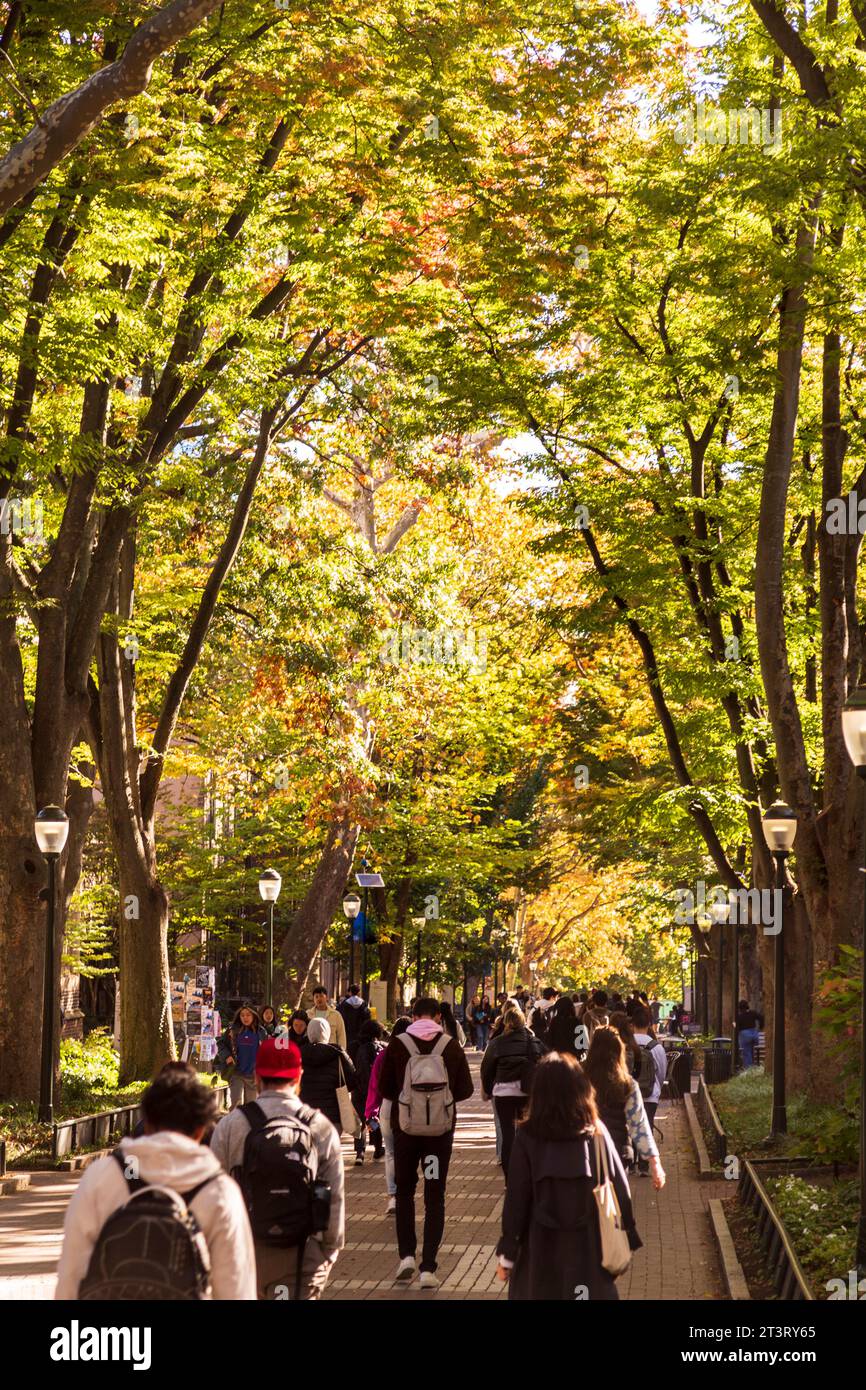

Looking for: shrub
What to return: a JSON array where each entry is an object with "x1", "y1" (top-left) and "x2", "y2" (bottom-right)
[
  {"x1": 59, "y1": 1029, "x2": 121, "y2": 1109},
  {"x1": 766, "y1": 1175, "x2": 857, "y2": 1295}
]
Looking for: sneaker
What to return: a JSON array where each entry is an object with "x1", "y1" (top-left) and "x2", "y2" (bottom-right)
[
  {"x1": 419, "y1": 1270, "x2": 439, "y2": 1290},
  {"x1": 354, "y1": 1153, "x2": 364, "y2": 1166},
  {"x1": 386, "y1": 1196, "x2": 397, "y2": 1215},
  {"x1": 373, "y1": 1148, "x2": 384, "y2": 1160},
  {"x1": 394, "y1": 1257, "x2": 415, "y2": 1283}
]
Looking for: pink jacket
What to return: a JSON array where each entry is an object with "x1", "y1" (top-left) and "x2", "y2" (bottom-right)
[{"x1": 365, "y1": 1048, "x2": 387, "y2": 1120}]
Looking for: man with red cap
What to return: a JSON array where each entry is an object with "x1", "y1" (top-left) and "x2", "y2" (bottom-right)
[{"x1": 210, "y1": 1035, "x2": 345, "y2": 1300}]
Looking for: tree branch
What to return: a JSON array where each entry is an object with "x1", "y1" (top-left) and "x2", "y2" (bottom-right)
[{"x1": 0, "y1": 0, "x2": 224, "y2": 217}]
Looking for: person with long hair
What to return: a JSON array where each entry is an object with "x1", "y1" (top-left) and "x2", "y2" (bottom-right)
[
  {"x1": 583, "y1": 1027, "x2": 665, "y2": 1189},
  {"x1": 494, "y1": 1053, "x2": 641, "y2": 1300},
  {"x1": 546, "y1": 994, "x2": 579, "y2": 1055},
  {"x1": 480, "y1": 1004, "x2": 548, "y2": 1176},
  {"x1": 631, "y1": 1005, "x2": 667, "y2": 1173},
  {"x1": 439, "y1": 998, "x2": 466, "y2": 1047},
  {"x1": 475, "y1": 994, "x2": 493, "y2": 1050},
  {"x1": 609, "y1": 1010, "x2": 640, "y2": 1075}
]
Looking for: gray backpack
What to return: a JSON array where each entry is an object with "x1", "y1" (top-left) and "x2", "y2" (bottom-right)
[{"x1": 397, "y1": 1033, "x2": 454, "y2": 1135}]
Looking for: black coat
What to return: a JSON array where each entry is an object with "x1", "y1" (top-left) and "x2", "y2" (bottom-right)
[
  {"x1": 352, "y1": 1038, "x2": 383, "y2": 1114},
  {"x1": 497, "y1": 1128, "x2": 642, "y2": 1301},
  {"x1": 338, "y1": 997, "x2": 371, "y2": 1056},
  {"x1": 480, "y1": 1027, "x2": 547, "y2": 1096},
  {"x1": 547, "y1": 1001, "x2": 579, "y2": 1055},
  {"x1": 299, "y1": 1042, "x2": 357, "y2": 1130}
]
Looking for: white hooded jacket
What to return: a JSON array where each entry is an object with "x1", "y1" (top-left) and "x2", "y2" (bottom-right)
[{"x1": 55, "y1": 1131, "x2": 256, "y2": 1300}]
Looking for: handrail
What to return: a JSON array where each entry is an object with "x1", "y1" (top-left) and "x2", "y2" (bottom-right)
[
  {"x1": 738, "y1": 1159, "x2": 814, "y2": 1300},
  {"x1": 694, "y1": 1074, "x2": 727, "y2": 1164},
  {"x1": 52, "y1": 1083, "x2": 229, "y2": 1160}
]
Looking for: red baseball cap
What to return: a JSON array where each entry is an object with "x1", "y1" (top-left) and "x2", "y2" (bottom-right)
[{"x1": 255, "y1": 1036, "x2": 303, "y2": 1080}]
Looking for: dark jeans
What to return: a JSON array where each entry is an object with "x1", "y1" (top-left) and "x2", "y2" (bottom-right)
[
  {"x1": 638, "y1": 1100, "x2": 658, "y2": 1173},
  {"x1": 494, "y1": 1095, "x2": 525, "y2": 1177},
  {"x1": 355, "y1": 1122, "x2": 384, "y2": 1158},
  {"x1": 393, "y1": 1128, "x2": 454, "y2": 1272}
]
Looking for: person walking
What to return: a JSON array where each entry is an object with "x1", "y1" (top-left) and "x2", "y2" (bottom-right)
[
  {"x1": 56, "y1": 1067, "x2": 256, "y2": 1300},
  {"x1": 260, "y1": 1005, "x2": 278, "y2": 1036},
  {"x1": 736, "y1": 1000, "x2": 764, "y2": 1069},
  {"x1": 631, "y1": 1005, "x2": 667, "y2": 1173},
  {"x1": 480, "y1": 1004, "x2": 548, "y2": 1176},
  {"x1": 299, "y1": 1017, "x2": 359, "y2": 1138},
  {"x1": 583, "y1": 1026, "x2": 666, "y2": 1189},
  {"x1": 309, "y1": 985, "x2": 348, "y2": 1052},
  {"x1": 582, "y1": 990, "x2": 610, "y2": 1042},
  {"x1": 210, "y1": 1037, "x2": 345, "y2": 1300},
  {"x1": 527, "y1": 987, "x2": 558, "y2": 1043},
  {"x1": 546, "y1": 994, "x2": 579, "y2": 1056},
  {"x1": 465, "y1": 994, "x2": 479, "y2": 1048},
  {"x1": 474, "y1": 994, "x2": 492, "y2": 1050},
  {"x1": 288, "y1": 1008, "x2": 310, "y2": 1054},
  {"x1": 366, "y1": 1016, "x2": 411, "y2": 1215},
  {"x1": 379, "y1": 997, "x2": 474, "y2": 1289},
  {"x1": 494, "y1": 1053, "x2": 641, "y2": 1300},
  {"x1": 218, "y1": 1003, "x2": 269, "y2": 1108},
  {"x1": 439, "y1": 998, "x2": 466, "y2": 1047},
  {"x1": 352, "y1": 1018, "x2": 386, "y2": 1164},
  {"x1": 338, "y1": 983, "x2": 371, "y2": 1059}
]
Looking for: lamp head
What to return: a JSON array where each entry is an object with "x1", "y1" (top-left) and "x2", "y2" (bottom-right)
[
  {"x1": 35, "y1": 806, "x2": 69, "y2": 857},
  {"x1": 342, "y1": 892, "x2": 361, "y2": 920},
  {"x1": 258, "y1": 868, "x2": 282, "y2": 902},
  {"x1": 842, "y1": 688, "x2": 866, "y2": 771},
  {"x1": 761, "y1": 801, "x2": 797, "y2": 854}
]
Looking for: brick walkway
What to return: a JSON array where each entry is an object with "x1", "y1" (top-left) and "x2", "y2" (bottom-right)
[
  {"x1": 325, "y1": 1055, "x2": 725, "y2": 1301},
  {"x1": 0, "y1": 1058, "x2": 724, "y2": 1302}
]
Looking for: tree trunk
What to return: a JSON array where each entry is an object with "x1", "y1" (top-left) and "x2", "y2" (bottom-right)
[
  {"x1": 0, "y1": 812, "x2": 48, "y2": 1099},
  {"x1": 378, "y1": 933, "x2": 404, "y2": 1021},
  {"x1": 276, "y1": 812, "x2": 361, "y2": 1008},
  {"x1": 117, "y1": 851, "x2": 174, "y2": 1083}
]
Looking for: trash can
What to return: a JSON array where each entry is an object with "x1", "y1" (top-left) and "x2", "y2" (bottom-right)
[{"x1": 704, "y1": 1036, "x2": 732, "y2": 1085}]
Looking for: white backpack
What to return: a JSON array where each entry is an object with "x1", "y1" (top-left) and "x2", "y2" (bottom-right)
[{"x1": 397, "y1": 1033, "x2": 454, "y2": 1135}]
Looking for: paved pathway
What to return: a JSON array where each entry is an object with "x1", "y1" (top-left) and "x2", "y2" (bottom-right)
[
  {"x1": 325, "y1": 1055, "x2": 724, "y2": 1300},
  {"x1": 0, "y1": 1057, "x2": 724, "y2": 1302}
]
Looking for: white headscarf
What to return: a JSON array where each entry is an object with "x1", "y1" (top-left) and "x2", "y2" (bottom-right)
[{"x1": 306, "y1": 1017, "x2": 331, "y2": 1045}]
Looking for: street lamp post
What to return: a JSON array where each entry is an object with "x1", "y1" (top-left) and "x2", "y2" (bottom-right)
[
  {"x1": 35, "y1": 806, "x2": 69, "y2": 1125},
  {"x1": 354, "y1": 866, "x2": 384, "y2": 1004},
  {"x1": 709, "y1": 899, "x2": 728, "y2": 1037},
  {"x1": 342, "y1": 892, "x2": 361, "y2": 987},
  {"x1": 761, "y1": 801, "x2": 797, "y2": 1139},
  {"x1": 730, "y1": 914, "x2": 740, "y2": 1074},
  {"x1": 695, "y1": 911, "x2": 712, "y2": 1034},
  {"x1": 258, "y1": 869, "x2": 281, "y2": 1005},
  {"x1": 412, "y1": 918, "x2": 425, "y2": 997},
  {"x1": 841, "y1": 690, "x2": 866, "y2": 1276}
]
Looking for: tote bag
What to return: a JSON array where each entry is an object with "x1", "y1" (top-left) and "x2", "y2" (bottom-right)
[
  {"x1": 336, "y1": 1056, "x2": 362, "y2": 1138},
  {"x1": 592, "y1": 1130, "x2": 632, "y2": 1278}
]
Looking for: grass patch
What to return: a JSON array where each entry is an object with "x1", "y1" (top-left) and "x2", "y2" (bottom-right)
[
  {"x1": 709, "y1": 1068, "x2": 858, "y2": 1163},
  {"x1": 0, "y1": 1031, "x2": 147, "y2": 1168}
]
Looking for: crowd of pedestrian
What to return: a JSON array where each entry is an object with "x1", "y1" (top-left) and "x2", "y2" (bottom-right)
[{"x1": 55, "y1": 977, "x2": 691, "y2": 1304}]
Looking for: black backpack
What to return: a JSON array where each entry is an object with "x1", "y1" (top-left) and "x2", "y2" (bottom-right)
[
  {"x1": 635, "y1": 1041, "x2": 659, "y2": 1099},
  {"x1": 78, "y1": 1149, "x2": 215, "y2": 1301},
  {"x1": 236, "y1": 1101, "x2": 327, "y2": 1249}
]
